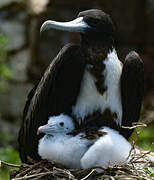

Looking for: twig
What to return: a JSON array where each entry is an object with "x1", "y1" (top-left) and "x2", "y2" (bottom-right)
[
  {"x1": 86, "y1": 165, "x2": 107, "y2": 171},
  {"x1": 0, "y1": 160, "x2": 21, "y2": 168},
  {"x1": 81, "y1": 169, "x2": 96, "y2": 180},
  {"x1": 53, "y1": 167, "x2": 75, "y2": 179},
  {"x1": 15, "y1": 161, "x2": 43, "y2": 178},
  {"x1": 131, "y1": 150, "x2": 151, "y2": 163},
  {"x1": 101, "y1": 175, "x2": 115, "y2": 179},
  {"x1": 131, "y1": 161, "x2": 140, "y2": 178},
  {"x1": 109, "y1": 176, "x2": 115, "y2": 180},
  {"x1": 12, "y1": 171, "x2": 53, "y2": 180},
  {"x1": 122, "y1": 123, "x2": 147, "y2": 130}
]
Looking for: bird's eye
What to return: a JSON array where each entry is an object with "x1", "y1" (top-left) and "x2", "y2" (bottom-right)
[{"x1": 59, "y1": 122, "x2": 64, "y2": 127}]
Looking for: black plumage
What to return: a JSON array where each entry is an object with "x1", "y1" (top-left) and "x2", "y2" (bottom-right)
[
  {"x1": 120, "y1": 51, "x2": 144, "y2": 139},
  {"x1": 18, "y1": 44, "x2": 85, "y2": 162}
]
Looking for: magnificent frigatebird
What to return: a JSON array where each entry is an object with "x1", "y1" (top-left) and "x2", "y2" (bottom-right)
[
  {"x1": 18, "y1": 9, "x2": 144, "y2": 163},
  {"x1": 37, "y1": 114, "x2": 131, "y2": 169}
]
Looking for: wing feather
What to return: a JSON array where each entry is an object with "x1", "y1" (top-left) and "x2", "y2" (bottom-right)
[
  {"x1": 18, "y1": 44, "x2": 85, "y2": 162},
  {"x1": 120, "y1": 51, "x2": 144, "y2": 139}
]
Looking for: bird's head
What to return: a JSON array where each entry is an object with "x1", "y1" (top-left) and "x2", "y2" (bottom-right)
[
  {"x1": 37, "y1": 114, "x2": 75, "y2": 136},
  {"x1": 40, "y1": 9, "x2": 115, "y2": 48}
]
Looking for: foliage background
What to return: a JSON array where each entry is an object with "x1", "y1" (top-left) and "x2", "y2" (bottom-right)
[{"x1": 0, "y1": 0, "x2": 154, "y2": 179}]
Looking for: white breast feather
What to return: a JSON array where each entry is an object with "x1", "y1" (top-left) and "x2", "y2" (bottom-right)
[
  {"x1": 80, "y1": 126, "x2": 132, "y2": 169},
  {"x1": 38, "y1": 133, "x2": 91, "y2": 169},
  {"x1": 72, "y1": 49, "x2": 123, "y2": 125}
]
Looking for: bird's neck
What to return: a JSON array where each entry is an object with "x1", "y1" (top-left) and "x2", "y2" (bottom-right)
[
  {"x1": 84, "y1": 45, "x2": 111, "y2": 65},
  {"x1": 81, "y1": 34, "x2": 114, "y2": 64},
  {"x1": 81, "y1": 39, "x2": 114, "y2": 95},
  {"x1": 44, "y1": 133, "x2": 71, "y2": 141},
  {"x1": 81, "y1": 40, "x2": 113, "y2": 65}
]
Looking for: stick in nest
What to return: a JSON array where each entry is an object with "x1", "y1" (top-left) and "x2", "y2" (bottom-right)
[
  {"x1": 122, "y1": 122, "x2": 147, "y2": 129},
  {"x1": 0, "y1": 160, "x2": 21, "y2": 168}
]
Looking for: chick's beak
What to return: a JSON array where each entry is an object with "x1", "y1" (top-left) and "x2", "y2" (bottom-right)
[{"x1": 37, "y1": 123, "x2": 55, "y2": 135}]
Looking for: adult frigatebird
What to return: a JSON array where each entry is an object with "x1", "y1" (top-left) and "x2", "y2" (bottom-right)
[{"x1": 18, "y1": 9, "x2": 144, "y2": 163}]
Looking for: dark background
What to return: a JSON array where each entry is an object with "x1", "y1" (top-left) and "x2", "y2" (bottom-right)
[{"x1": 0, "y1": 0, "x2": 154, "y2": 178}]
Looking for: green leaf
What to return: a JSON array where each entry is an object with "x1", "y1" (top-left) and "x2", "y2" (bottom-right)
[{"x1": 144, "y1": 167, "x2": 154, "y2": 176}]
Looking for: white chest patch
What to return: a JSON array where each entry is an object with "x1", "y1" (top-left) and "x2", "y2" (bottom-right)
[
  {"x1": 38, "y1": 133, "x2": 92, "y2": 169},
  {"x1": 72, "y1": 49, "x2": 123, "y2": 126}
]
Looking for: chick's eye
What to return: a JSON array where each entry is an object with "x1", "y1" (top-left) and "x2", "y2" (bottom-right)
[{"x1": 59, "y1": 122, "x2": 64, "y2": 126}]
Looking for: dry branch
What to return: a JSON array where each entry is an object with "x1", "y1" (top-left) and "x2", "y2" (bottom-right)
[{"x1": 122, "y1": 122, "x2": 147, "y2": 129}]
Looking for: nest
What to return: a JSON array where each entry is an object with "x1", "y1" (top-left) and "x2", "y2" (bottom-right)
[{"x1": 1, "y1": 146, "x2": 154, "y2": 180}]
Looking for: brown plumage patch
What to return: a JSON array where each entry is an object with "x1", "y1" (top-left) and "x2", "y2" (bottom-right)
[
  {"x1": 80, "y1": 128, "x2": 107, "y2": 140},
  {"x1": 68, "y1": 126, "x2": 107, "y2": 140},
  {"x1": 84, "y1": 46, "x2": 110, "y2": 95},
  {"x1": 84, "y1": 46, "x2": 109, "y2": 64},
  {"x1": 70, "y1": 108, "x2": 119, "y2": 139},
  {"x1": 102, "y1": 108, "x2": 118, "y2": 121},
  {"x1": 82, "y1": 108, "x2": 118, "y2": 129}
]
